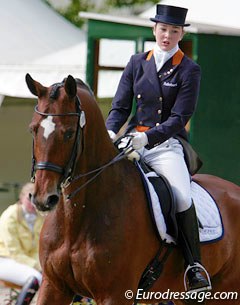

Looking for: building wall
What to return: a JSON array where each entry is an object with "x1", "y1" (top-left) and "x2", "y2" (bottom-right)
[
  {"x1": 0, "y1": 98, "x2": 35, "y2": 213},
  {"x1": 191, "y1": 34, "x2": 240, "y2": 185}
]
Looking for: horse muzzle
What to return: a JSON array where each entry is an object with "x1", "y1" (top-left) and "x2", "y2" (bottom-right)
[{"x1": 31, "y1": 192, "x2": 60, "y2": 212}]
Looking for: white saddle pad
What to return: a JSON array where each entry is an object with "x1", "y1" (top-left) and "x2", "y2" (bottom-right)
[
  {"x1": 140, "y1": 168, "x2": 224, "y2": 245},
  {"x1": 191, "y1": 181, "x2": 223, "y2": 243}
]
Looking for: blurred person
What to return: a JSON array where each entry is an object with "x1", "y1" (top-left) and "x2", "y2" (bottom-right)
[{"x1": 0, "y1": 182, "x2": 44, "y2": 304}]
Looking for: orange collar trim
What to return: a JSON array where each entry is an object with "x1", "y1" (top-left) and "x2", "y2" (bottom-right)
[
  {"x1": 146, "y1": 48, "x2": 184, "y2": 65},
  {"x1": 172, "y1": 49, "x2": 184, "y2": 65},
  {"x1": 146, "y1": 50, "x2": 153, "y2": 61}
]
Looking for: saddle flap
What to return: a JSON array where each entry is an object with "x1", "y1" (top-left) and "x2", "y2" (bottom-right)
[
  {"x1": 136, "y1": 160, "x2": 224, "y2": 245},
  {"x1": 147, "y1": 175, "x2": 177, "y2": 238},
  {"x1": 137, "y1": 160, "x2": 178, "y2": 242}
]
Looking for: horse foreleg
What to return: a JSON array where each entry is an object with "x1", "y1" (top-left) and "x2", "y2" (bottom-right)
[{"x1": 36, "y1": 278, "x2": 73, "y2": 305}]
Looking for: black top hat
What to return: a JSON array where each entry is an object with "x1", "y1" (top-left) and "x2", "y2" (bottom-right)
[{"x1": 150, "y1": 4, "x2": 190, "y2": 27}]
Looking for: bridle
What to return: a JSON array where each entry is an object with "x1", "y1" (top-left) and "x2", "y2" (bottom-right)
[
  {"x1": 31, "y1": 85, "x2": 134, "y2": 199},
  {"x1": 31, "y1": 94, "x2": 86, "y2": 188}
]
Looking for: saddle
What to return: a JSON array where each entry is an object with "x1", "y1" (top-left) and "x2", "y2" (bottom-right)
[
  {"x1": 115, "y1": 135, "x2": 223, "y2": 244},
  {"x1": 136, "y1": 159, "x2": 224, "y2": 245},
  {"x1": 174, "y1": 135, "x2": 203, "y2": 176}
]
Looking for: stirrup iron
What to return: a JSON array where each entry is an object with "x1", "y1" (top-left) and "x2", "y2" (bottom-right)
[{"x1": 184, "y1": 262, "x2": 212, "y2": 293}]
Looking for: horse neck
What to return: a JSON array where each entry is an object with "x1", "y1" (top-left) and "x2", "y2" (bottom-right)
[
  {"x1": 78, "y1": 103, "x2": 118, "y2": 173},
  {"x1": 76, "y1": 134, "x2": 118, "y2": 190}
]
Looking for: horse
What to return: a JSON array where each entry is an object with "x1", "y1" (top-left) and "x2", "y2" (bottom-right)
[{"x1": 25, "y1": 73, "x2": 240, "y2": 305}]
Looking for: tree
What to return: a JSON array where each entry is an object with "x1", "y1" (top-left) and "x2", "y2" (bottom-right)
[
  {"x1": 106, "y1": 0, "x2": 159, "y2": 8},
  {"x1": 45, "y1": 0, "x2": 159, "y2": 27},
  {"x1": 44, "y1": 0, "x2": 94, "y2": 27}
]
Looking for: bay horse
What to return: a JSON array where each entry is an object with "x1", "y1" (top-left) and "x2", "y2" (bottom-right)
[{"x1": 26, "y1": 73, "x2": 240, "y2": 305}]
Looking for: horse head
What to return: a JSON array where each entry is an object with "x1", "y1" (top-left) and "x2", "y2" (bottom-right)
[
  {"x1": 26, "y1": 74, "x2": 116, "y2": 212},
  {"x1": 26, "y1": 74, "x2": 95, "y2": 211}
]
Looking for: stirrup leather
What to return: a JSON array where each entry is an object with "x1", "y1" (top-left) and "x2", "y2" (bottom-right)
[{"x1": 184, "y1": 262, "x2": 212, "y2": 293}]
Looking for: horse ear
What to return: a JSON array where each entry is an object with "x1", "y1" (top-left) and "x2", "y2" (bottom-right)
[
  {"x1": 25, "y1": 73, "x2": 47, "y2": 97},
  {"x1": 64, "y1": 75, "x2": 77, "y2": 99}
]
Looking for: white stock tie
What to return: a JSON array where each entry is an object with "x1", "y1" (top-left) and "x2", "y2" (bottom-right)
[{"x1": 153, "y1": 44, "x2": 179, "y2": 72}]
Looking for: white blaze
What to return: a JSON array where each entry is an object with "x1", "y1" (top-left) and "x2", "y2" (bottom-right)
[{"x1": 40, "y1": 116, "x2": 56, "y2": 140}]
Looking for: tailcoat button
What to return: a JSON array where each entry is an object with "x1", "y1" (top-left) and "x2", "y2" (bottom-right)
[
  {"x1": 159, "y1": 97, "x2": 163, "y2": 102},
  {"x1": 158, "y1": 109, "x2": 162, "y2": 114},
  {"x1": 137, "y1": 94, "x2": 141, "y2": 99},
  {"x1": 156, "y1": 123, "x2": 160, "y2": 126}
]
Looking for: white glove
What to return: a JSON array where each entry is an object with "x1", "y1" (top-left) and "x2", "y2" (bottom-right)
[
  {"x1": 126, "y1": 150, "x2": 140, "y2": 162},
  {"x1": 107, "y1": 130, "x2": 117, "y2": 141},
  {"x1": 117, "y1": 137, "x2": 141, "y2": 161},
  {"x1": 131, "y1": 132, "x2": 148, "y2": 150}
]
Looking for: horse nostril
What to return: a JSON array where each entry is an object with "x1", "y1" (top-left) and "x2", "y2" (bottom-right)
[{"x1": 46, "y1": 194, "x2": 59, "y2": 209}]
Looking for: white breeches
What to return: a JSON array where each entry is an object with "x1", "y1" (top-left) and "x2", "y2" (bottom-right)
[
  {"x1": 139, "y1": 137, "x2": 192, "y2": 213},
  {"x1": 0, "y1": 257, "x2": 42, "y2": 286}
]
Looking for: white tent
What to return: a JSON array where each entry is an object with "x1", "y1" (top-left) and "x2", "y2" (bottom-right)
[
  {"x1": 0, "y1": 0, "x2": 87, "y2": 98},
  {"x1": 140, "y1": 0, "x2": 240, "y2": 35}
]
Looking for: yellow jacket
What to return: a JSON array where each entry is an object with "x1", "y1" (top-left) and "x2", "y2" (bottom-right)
[{"x1": 0, "y1": 203, "x2": 44, "y2": 271}]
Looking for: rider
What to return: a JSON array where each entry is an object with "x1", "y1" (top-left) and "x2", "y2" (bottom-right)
[{"x1": 106, "y1": 4, "x2": 210, "y2": 292}]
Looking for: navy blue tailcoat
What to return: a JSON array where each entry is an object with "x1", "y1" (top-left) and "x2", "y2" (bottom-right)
[{"x1": 106, "y1": 49, "x2": 201, "y2": 149}]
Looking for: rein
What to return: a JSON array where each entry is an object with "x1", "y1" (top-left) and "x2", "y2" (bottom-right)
[{"x1": 66, "y1": 148, "x2": 132, "y2": 199}]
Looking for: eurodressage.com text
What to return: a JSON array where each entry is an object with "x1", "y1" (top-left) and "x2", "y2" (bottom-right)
[{"x1": 124, "y1": 288, "x2": 239, "y2": 303}]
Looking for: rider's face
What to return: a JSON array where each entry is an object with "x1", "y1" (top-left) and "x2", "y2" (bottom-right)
[{"x1": 153, "y1": 23, "x2": 184, "y2": 51}]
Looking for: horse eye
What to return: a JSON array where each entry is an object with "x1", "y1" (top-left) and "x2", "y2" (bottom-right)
[
  {"x1": 29, "y1": 124, "x2": 38, "y2": 135},
  {"x1": 64, "y1": 129, "x2": 74, "y2": 141}
]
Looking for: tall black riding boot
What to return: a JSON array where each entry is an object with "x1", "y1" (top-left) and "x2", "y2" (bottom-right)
[
  {"x1": 176, "y1": 203, "x2": 210, "y2": 292},
  {"x1": 15, "y1": 276, "x2": 39, "y2": 305}
]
